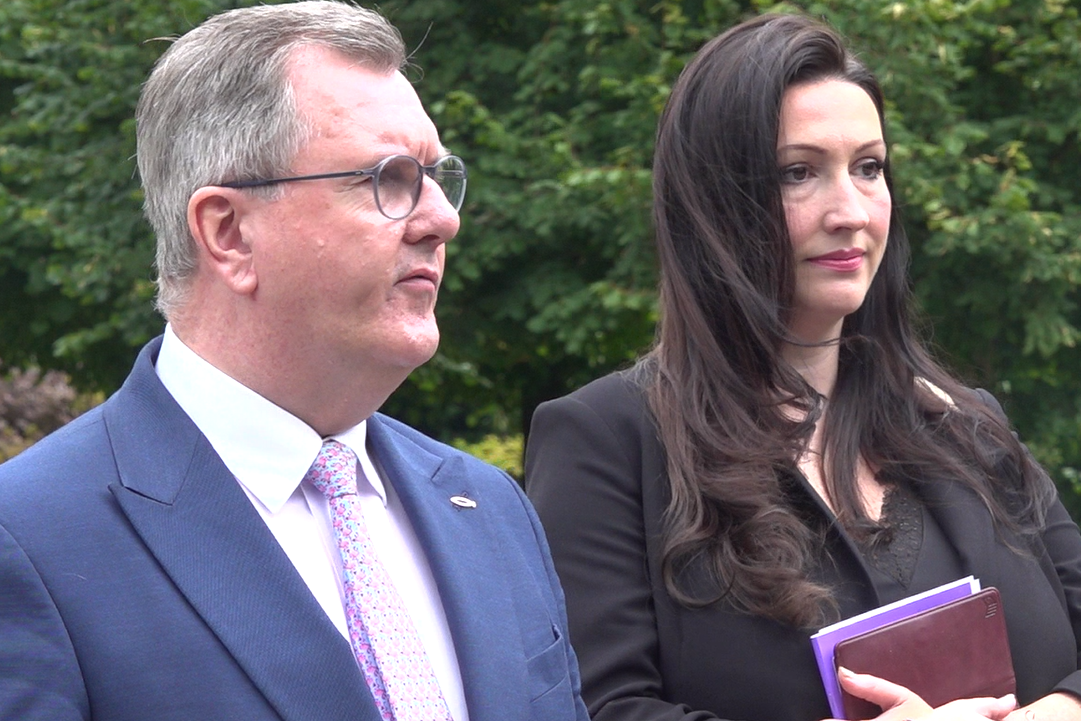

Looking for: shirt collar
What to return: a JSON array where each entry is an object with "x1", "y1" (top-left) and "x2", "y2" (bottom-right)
[{"x1": 154, "y1": 325, "x2": 387, "y2": 512}]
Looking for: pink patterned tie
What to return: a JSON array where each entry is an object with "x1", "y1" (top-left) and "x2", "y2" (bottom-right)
[{"x1": 305, "y1": 440, "x2": 453, "y2": 721}]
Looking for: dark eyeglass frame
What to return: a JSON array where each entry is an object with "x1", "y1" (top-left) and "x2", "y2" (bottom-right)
[{"x1": 218, "y1": 153, "x2": 467, "y2": 220}]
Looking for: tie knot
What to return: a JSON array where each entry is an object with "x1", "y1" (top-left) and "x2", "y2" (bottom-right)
[{"x1": 305, "y1": 439, "x2": 359, "y2": 500}]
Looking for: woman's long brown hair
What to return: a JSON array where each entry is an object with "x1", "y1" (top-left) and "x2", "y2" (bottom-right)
[{"x1": 647, "y1": 13, "x2": 1056, "y2": 629}]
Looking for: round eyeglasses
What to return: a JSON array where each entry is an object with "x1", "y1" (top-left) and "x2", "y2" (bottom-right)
[{"x1": 219, "y1": 154, "x2": 467, "y2": 220}]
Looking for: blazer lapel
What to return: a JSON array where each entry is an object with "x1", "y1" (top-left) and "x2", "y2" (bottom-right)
[
  {"x1": 104, "y1": 340, "x2": 379, "y2": 721},
  {"x1": 917, "y1": 474, "x2": 1062, "y2": 604},
  {"x1": 916, "y1": 477, "x2": 1001, "y2": 582},
  {"x1": 368, "y1": 416, "x2": 530, "y2": 721},
  {"x1": 787, "y1": 470, "x2": 880, "y2": 611}
]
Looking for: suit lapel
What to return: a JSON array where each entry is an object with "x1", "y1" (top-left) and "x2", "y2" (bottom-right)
[
  {"x1": 917, "y1": 474, "x2": 1061, "y2": 609},
  {"x1": 916, "y1": 477, "x2": 999, "y2": 581},
  {"x1": 104, "y1": 340, "x2": 379, "y2": 721},
  {"x1": 367, "y1": 416, "x2": 529, "y2": 721}
]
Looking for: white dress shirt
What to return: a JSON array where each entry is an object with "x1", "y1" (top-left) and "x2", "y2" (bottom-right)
[{"x1": 155, "y1": 326, "x2": 469, "y2": 721}]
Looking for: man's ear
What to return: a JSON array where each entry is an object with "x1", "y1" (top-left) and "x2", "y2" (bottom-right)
[{"x1": 187, "y1": 186, "x2": 259, "y2": 296}]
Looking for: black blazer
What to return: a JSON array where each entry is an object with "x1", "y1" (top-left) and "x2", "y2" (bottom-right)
[{"x1": 525, "y1": 370, "x2": 1081, "y2": 721}]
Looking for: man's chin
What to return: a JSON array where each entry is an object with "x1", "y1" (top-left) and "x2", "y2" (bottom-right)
[{"x1": 398, "y1": 329, "x2": 440, "y2": 369}]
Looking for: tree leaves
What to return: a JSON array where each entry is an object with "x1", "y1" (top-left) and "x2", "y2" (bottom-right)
[
  {"x1": 2, "y1": 0, "x2": 1081, "y2": 510},
  {"x1": 0, "y1": 0, "x2": 227, "y2": 387}
]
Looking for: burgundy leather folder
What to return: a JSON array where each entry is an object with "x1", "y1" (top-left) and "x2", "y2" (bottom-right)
[{"x1": 834, "y1": 587, "x2": 1015, "y2": 720}]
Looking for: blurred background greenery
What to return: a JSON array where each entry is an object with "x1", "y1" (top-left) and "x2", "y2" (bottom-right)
[{"x1": 2, "y1": 0, "x2": 1081, "y2": 517}]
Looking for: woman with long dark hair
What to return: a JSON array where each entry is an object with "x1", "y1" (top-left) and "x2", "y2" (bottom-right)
[{"x1": 525, "y1": 13, "x2": 1081, "y2": 721}]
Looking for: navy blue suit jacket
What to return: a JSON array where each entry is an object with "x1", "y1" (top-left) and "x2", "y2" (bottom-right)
[{"x1": 0, "y1": 338, "x2": 588, "y2": 721}]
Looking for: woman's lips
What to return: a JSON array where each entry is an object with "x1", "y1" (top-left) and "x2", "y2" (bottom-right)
[{"x1": 807, "y1": 249, "x2": 864, "y2": 272}]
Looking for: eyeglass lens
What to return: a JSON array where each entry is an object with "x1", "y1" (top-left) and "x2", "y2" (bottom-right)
[{"x1": 374, "y1": 155, "x2": 467, "y2": 220}]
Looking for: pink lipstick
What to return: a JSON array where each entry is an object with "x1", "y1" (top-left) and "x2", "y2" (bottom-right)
[{"x1": 808, "y1": 249, "x2": 864, "y2": 272}]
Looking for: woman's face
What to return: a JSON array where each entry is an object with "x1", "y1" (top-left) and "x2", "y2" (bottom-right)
[{"x1": 776, "y1": 79, "x2": 892, "y2": 343}]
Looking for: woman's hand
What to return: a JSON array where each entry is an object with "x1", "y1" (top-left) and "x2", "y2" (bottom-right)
[
  {"x1": 827, "y1": 667, "x2": 1017, "y2": 721},
  {"x1": 1004, "y1": 692, "x2": 1081, "y2": 721}
]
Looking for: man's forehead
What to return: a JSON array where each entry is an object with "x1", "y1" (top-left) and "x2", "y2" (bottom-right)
[
  {"x1": 286, "y1": 54, "x2": 419, "y2": 118},
  {"x1": 284, "y1": 49, "x2": 445, "y2": 162},
  {"x1": 285, "y1": 46, "x2": 397, "y2": 94}
]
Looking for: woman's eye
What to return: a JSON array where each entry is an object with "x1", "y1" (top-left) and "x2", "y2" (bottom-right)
[
  {"x1": 855, "y1": 159, "x2": 885, "y2": 180},
  {"x1": 780, "y1": 165, "x2": 811, "y2": 184}
]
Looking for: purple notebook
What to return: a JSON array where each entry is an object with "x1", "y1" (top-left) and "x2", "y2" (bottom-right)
[{"x1": 810, "y1": 576, "x2": 980, "y2": 718}]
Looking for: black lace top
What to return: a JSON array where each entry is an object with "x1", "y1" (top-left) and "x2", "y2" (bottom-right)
[{"x1": 856, "y1": 483, "x2": 967, "y2": 604}]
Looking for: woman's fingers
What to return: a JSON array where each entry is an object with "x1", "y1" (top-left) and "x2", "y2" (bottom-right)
[
  {"x1": 835, "y1": 668, "x2": 1016, "y2": 721},
  {"x1": 837, "y1": 666, "x2": 928, "y2": 714},
  {"x1": 936, "y1": 695, "x2": 1018, "y2": 721}
]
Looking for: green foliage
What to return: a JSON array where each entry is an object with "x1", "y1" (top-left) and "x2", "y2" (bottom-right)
[
  {"x1": 452, "y1": 434, "x2": 524, "y2": 480},
  {"x1": 0, "y1": 0, "x2": 236, "y2": 388},
  {"x1": 381, "y1": 0, "x2": 728, "y2": 436},
  {"x1": 796, "y1": 0, "x2": 1081, "y2": 515},
  {"x1": 3, "y1": 0, "x2": 1081, "y2": 511}
]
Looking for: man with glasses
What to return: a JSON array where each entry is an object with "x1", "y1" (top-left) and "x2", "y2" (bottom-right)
[{"x1": 0, "y1": 3, "x2": 588, "y2": 721}]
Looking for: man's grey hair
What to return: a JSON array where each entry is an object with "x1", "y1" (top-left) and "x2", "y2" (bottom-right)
[{"x1": 136, "y1": 0, "x2": 407, "y2": 318}]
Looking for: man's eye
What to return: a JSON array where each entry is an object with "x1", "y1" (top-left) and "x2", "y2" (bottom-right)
[
  {"x1": 376, "y1": 158, "x2": 421, "y2": 191},
  {"x1": 348, "y1": 174, "x2": 374, "y2": 187}
]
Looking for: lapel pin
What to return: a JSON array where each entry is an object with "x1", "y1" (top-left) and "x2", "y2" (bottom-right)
[{"x1": 450, "y1": 494, "x2": 477, "y2": 509}]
